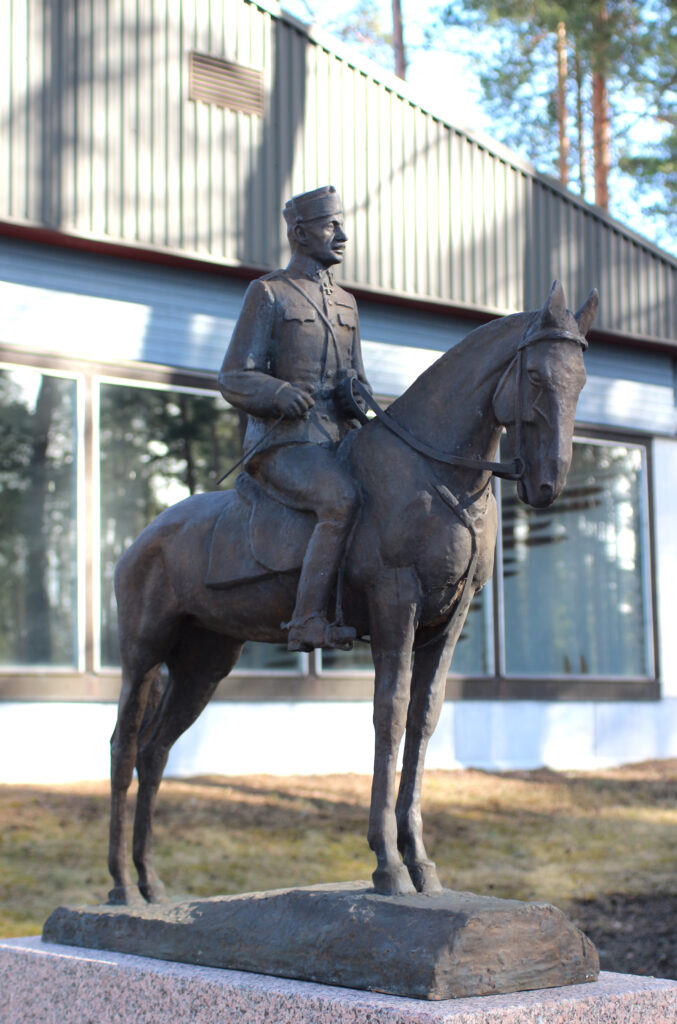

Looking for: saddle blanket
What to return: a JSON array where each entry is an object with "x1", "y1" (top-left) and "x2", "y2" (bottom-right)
[{"x1": 206, "y1": 473, "x2": 315, "y2": 589}]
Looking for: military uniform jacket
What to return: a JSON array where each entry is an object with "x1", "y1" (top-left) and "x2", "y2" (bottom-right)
[{"x1": 219, "y1": 257, "x2": 371, "y2": 456}]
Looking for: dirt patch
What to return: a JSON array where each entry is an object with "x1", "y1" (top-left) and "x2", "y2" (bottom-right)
[
  {"x1": 2, "y1": 762, "x2": 677, "y2": 979},
  {"x1": 568, "y1": 894, "x2": 677, "y2": 979}
]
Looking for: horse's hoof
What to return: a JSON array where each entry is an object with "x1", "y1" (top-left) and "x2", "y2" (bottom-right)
[
  {"x1": 139, "y1": 880, "x2": 168, "y2": 904},
  {"x1": 407, "y1": 860, "x2": 444, "y2": 894},
  {"x1": 372, "y1": 864, "x2": 416, "y2": 896},
  {"x1": 107, "y1": 885, "x2": 145, "y2": 906}
]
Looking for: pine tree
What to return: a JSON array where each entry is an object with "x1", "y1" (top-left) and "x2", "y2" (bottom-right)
[
  {"x1": 437, "y1": 0, "x2": 674, "y2": 220},
  {"x1": 325, "y1": 0, "x2": 407, "y2": 78}
]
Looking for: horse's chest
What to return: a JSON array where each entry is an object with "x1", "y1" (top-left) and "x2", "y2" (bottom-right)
[
  {"x1": 381, "y1": 490, "x2": 468, "y2": 567},
  {"x1": 414, "y1": 491, "x2": 497, "y2": 618}
]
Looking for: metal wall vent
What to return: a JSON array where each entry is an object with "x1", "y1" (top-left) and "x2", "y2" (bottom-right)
[{"x1": 189, "y1": 51, "x2": 264, "y2": 117}]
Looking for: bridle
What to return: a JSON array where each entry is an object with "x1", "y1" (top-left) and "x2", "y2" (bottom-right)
[
  {"x1": 346, "y1": 323, "x2": 587, "y2": 483},
  {"x1": 493, "y1": 324, "x2": 588, "y2": 480},
  {"x1": 346, "y1": 322, "x2": 588, "y2": 653}
]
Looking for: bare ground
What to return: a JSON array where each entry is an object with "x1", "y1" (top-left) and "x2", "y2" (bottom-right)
[{"x1": 1, "y1": 761, "x2": 676, "y2": 979}]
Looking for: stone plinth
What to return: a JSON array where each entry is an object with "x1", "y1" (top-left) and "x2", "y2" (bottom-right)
[
  {"x1": 42, "y1": 882, "x2": 598, "y2": 999},
  {"x1": 2, "y1": 937, "x2": 677, "y2": 1024}
]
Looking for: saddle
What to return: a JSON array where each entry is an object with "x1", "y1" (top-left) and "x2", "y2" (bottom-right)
[{"x1": 205, "y1": 472, "x2": 315, "y2": 590}]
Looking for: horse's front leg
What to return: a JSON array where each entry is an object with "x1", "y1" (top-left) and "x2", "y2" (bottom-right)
[
  {"x1": 367, "y1": 566, "x2": 421, "y2": 896},
  {"x1": 396, "y1": 601, "x2": 472, "y2": 893}
]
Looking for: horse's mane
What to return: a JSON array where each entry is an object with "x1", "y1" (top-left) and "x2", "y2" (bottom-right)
[{"x1": 389, "y1": 309, "x2": 538, "y2": 420}]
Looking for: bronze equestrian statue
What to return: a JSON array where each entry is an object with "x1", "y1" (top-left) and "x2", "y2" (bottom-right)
[{"x1": 107, "y1": 187, "x2": 597, "y2": 905}]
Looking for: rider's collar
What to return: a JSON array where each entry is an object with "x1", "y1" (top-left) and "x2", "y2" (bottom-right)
[{"x1": 287, "y1": 253, "x2": 335, "y2": 284}]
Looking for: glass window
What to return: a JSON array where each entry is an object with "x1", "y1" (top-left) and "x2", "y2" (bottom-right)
[
  {"x1": 98, "y1": 381, "x2": 300, "y2": 672},
  {"x1": 501, "y1": 439, "x2": 652, "y2": 678},
  {"x1": 449, "y1": 589, "x2": 493, "y2": 676},
  {"x1": 0, "y1": 367, "x2": 78, "y2": 667},
  {"x1": 321, "y1": 581, "x2": 493, "y2": 675},
  {"x1": 321, "y1": 643, "x2": 374, "y2": 674}
]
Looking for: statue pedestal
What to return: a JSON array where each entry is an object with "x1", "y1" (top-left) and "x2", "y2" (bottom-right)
[
  {"x1": 2, "y1": 936, "x2": 677, "y2": 1024},
  {"x1": 41, "y1": 882, "x2": 597, "y2": 999}
]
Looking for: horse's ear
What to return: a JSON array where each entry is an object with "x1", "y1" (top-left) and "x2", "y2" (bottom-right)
[
  {"x1": 540, "y1": 280, "x2": 567, "y2": 325},
  {"x1": 575, "y1": 288, "x2": 599, "y2": 338}
]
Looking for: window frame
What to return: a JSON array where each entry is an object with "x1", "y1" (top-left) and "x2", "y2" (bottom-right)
[
  {"x1": 0, "y1": 346, "x2": 661, "y2": 703},
  {"x1": 496, "y1": 431, "x2": 656, "y2": 687},
  {"x1": 0, "y1": 359, "x2": 86, "y2": 674},
  {"x1": 93, "y1": 373, "x2": 309, "y2": 678}
]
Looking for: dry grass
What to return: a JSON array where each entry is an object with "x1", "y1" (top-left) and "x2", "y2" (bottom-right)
[{"x1": 2, "y1": 762, "x2": 677, "y2": 977}]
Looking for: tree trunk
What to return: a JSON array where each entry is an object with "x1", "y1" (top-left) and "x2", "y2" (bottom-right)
[
  {"x1": 179, "y1": 394, "x2": 197, "y2": 495},
  {"x1": 392, "y1": 0, "x2": 406, "y2": 79},
  {"x1": 591, "y1": 2, "x2": 610, "y2": 210},
  {"x1": 24, "y1": 376, "x2": 58, "y2": 663},
  {"x1": 574, "y1": 48, "x2": 587, "y2": 201},
  {"x1": 592, "y1": 71, "x2": 610, "y2": 209},
  {"x1": 556, "y1": 21, "x2": 569, "y2": 186}
]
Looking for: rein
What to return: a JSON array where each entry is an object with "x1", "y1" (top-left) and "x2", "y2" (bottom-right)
[
  {"x1": 346, "y1": 325, "x2": 587, "y2": 484},
  {"x1": 346, "y1": 377, "x2": 524, "y2": 481}
]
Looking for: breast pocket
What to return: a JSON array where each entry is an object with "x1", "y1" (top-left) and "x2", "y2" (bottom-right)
[
  {"x1": 336, "y1": 304, "x2": 356, "y2": 330},
  {"x1": 282, "y1": 304, "x2": 317, "y2": 323},
  {"x1": 277, "y1": 304, "x2": 323, "y2": 375}
]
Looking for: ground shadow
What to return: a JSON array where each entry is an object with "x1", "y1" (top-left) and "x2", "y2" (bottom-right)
[{"x1": 567, "y1": 892, "x2": 677, "y2": 980}]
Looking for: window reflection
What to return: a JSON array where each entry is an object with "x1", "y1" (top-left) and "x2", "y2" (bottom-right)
[
  {"x1": 501, "y1": 441, "x2": 650, "y2": 677},
  {"x1": 98, "y1": 381, "x2": 300, "y2": 672},
  {"x1": 0, "y1": 368, "x2": 78, "y2": 666},
  {"x1": 321, "y1": 573, "x2": 492, "y2": 675}
]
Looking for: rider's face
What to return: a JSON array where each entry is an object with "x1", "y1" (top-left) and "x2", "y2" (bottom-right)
[{"x1": 296, "y1": 214, "x2": 348, "y2": 267}]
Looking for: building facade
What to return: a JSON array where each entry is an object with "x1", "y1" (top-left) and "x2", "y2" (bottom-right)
[{"x1": 1, "y1": 0, "x2": 676, "y2": 781}]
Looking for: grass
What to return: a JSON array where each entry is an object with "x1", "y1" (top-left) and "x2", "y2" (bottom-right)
[{"x1": 2, "y1": 761, "x2": 677, "y2": 977}]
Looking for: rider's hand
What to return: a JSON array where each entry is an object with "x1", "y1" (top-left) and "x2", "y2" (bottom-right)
[
  {"x1": 274, "y1": 383, "x2": 315, "y2": 418},
  {"x1": 335, "y1": 371, "x2": 370, "y2": 421}
]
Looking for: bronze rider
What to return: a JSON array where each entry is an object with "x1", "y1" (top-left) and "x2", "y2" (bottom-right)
[{"x1": 218, "y1": 186, "x2": 372, "y2": 652}]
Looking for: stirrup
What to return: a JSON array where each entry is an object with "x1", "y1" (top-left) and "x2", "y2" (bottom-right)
[{"x1": 284, "y1": 615, "x2": 356, "y2": 653}]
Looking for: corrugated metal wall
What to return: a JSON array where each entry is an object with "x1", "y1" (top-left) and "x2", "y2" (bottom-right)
[{"x1": 2, "y1": 0, "x2": 676, "y2": 343}]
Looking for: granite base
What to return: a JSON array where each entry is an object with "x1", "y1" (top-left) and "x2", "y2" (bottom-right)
[{"x1": 2, "y1": 936, "x2": 677, "y2": 1024}]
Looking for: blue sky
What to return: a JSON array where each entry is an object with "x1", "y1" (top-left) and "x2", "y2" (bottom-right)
[{"x1": 280, "y1": 0, "x2": 675, "y2": 257}]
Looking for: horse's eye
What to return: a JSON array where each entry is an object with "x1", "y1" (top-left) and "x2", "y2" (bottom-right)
[{"x1": 528, "y1": 370, "x2": 542, "y2": 386}]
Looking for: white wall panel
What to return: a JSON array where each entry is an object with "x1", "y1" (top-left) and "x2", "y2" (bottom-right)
[
  {"x1": 0, "y1": 703, "x2": 117, "y2": 784},
  {"x1": 578, "y1": 376, "x2": 676, "y2": 434},
  {"x1": 4, "y1": 698, "x2": 677, "y2": 782},
  {"x1": 2, "y1": 238, "x2": 674, "y2": 428},
  {"x1": 0, "y1": 238, "x2": 245, "y2": 373},
  {"x1": 653, "y1": 439, "x2": 677, "y2": 696},
  {"x1": 593, "y1": 702, "x2": 660, "y2": 766}
]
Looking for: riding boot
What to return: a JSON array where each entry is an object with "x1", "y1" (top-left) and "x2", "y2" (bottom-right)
[{"x1": 285, "y1": 520, "x2": 357, "y2": 652}]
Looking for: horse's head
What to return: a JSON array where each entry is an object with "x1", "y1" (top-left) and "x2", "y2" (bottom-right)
[{"x1": 493, "y1": 281, "x2": 597, "y2": 508}]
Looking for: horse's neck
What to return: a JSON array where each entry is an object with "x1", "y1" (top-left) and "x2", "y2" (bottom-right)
[{"x1": 388, "y1": 313, "x2": 531, "y2": 462}]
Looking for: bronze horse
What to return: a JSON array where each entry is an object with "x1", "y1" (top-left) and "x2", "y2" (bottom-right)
[{"x1": 108, "y1": 280, "x2": 596, "y2": 904}]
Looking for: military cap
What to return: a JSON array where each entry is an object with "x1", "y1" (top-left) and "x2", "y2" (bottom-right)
[{"x1": 283, "y1": 185, "x2": 343, "y2": 226}]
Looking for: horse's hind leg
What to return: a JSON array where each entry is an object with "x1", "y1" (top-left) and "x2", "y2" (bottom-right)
[
  {"x1": 395, "y1": 627, "x2": 463, "y2": 894},
  {"x1": 132, "y1": 627, "x2": 243, "y2": 902},
  {"x1": 108, "y1": 652, "x2": 161, "y2": 905}
]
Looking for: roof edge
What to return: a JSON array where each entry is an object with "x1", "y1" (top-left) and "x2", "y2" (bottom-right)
[
  {"x1": 247, "y1": 0, "x2": 677, "y2": 271},
  {"x1": 2, "y1": 220, "x2": 675, "y2": 354}
]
